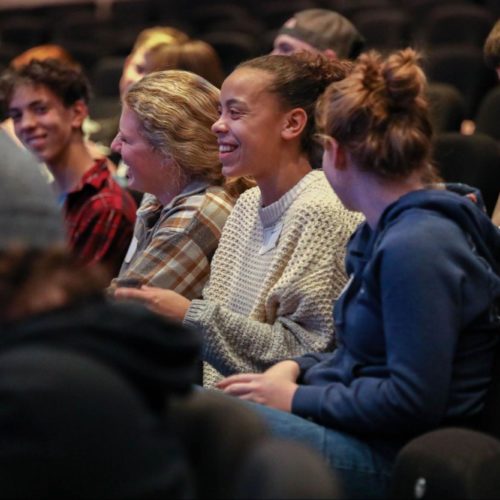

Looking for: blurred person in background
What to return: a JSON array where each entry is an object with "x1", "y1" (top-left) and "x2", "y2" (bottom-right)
[
  {"x1": 143, "y1": 38, "x2": 225, "y2": 88},
  {"x1": 272, "y1": 8, "x2": 364, "y2": 60},
  {"x1": 119, "y1": 26, "x2": 190, "y2": 98}
]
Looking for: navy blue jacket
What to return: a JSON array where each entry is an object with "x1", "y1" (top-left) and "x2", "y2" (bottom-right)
[{"x1": 292, "y1": 189, "x2": 500, "y2": 437}]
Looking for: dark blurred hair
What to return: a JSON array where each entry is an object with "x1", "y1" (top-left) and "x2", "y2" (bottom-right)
[
  {"x1": 10, "y1": 44, "x2": 80, "y2": 70},
  {"x1": 1, "y1": 58, "x2": 91, "y2": 108},
  {"x1": 0, "y1": 247, "x2": 106, "y2": 323}
]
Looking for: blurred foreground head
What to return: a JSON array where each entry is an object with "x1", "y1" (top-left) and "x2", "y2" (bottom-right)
[
  {"x1": 0, "y1": 131, "x2": 64, "y2": 250},
  {"x1": 0, "y1": 132, "x2": 105, "y2": 322}
]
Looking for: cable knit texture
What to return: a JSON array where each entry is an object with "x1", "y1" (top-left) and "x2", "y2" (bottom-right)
[{"x1": 183, "y1": 170, "x2": 363, "y2": 387}]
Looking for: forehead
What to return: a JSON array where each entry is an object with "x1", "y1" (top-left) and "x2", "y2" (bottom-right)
[
  {"x1": 274, "y1": 34, "x2": 318, "y2": 54},
  {"x1": 119, "y1": 104, "x2": 142, "y2": 134},
  {"x1": 220, "y1": 67, "x2": 275, "y2": 103},
  {"x1": 10, "y1": 83, "x2": 61, "y2": 107},
  {"x1": 129, "y1": 47, "x2": 147, "y2": 67}
]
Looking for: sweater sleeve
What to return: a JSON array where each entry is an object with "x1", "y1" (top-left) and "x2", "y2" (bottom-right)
[
  {"x1": 292, "y1": 215, "x2": 488, "y2": 435},
  {"x1": 184, "y1": 198, "x2": 362, "y2": 377}
]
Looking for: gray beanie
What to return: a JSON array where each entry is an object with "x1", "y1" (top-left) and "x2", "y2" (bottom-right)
[
  {"x1": 0, "y1": 131, "x2": 65, "y2": 250},
  {"x1": 278, "y1": 9, "x2": 365, "y2": 59}
]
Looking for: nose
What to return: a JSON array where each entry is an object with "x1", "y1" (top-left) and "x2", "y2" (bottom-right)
[
  {"x1": 110, "y1": 133, "x2": 122, "y2": 153},
  {"x1": 19, "y1": 111, "x2": 36, "y2": 131},
  {"x1": 212, "y1": 115, "x2": 227, "y2": 135}
]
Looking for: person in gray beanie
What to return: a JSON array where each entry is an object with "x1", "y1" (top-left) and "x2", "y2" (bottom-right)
[
  {"x1": 0, "y1": 130, "x2": 106, "y2": 321},
  {"x1": 272, "y1": 8, "x2": 365, "y2": 60}
]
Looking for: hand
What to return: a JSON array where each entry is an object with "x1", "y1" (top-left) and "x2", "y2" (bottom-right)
[
  {"x1": 114, "y1": 285, "x2": 191, "y2": 322},
  {"x1": 217, "y1": 361, "x2": 300, "y2": 412}
]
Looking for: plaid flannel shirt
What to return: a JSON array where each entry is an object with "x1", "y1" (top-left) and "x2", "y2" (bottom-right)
[
  {"x1": 64, "y1": 159, "x2": 137, "y2": 275},
  {"x1": 112, "y1": 181, "x2": 235, "y2": 300}
]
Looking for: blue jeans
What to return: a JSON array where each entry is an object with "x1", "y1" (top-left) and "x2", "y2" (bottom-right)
[{"x1": 246, "y1": 401, "x2": 402, "y2": 499}]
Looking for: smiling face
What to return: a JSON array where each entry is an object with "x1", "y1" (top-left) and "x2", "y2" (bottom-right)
[
  {"x1": 212, "y1": 67, "x2": 289, "y2": 182},
  {"x1": 8, "y1": 83, "x2": 84, "y2": 168},
  {"x1": 111, "y1": 104, "x2": 177, "y2": 199}
]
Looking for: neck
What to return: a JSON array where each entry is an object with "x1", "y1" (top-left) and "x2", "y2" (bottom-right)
[
  {"x1": 49, "y1": 140, "x2": 95, "y2": 194},
  {"x1": 256, "y1": 152, "x2": 312, "y2": 207},
  {"x1": 354, "y1": 169, "x2": 425, "y2": 228}
]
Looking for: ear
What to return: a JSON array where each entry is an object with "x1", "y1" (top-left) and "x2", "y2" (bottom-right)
[
  {"x1": 324, "y1": 136, "x2": 348, "y2": 170},
  {"x1": 70, "y1": 100, "x2": 88, "y2": 129},
  {"x1": 281, "y1": 108, "x2": 308, "y2": 141},
  {"x1": 323, "y1": 48, "x2": 337, "y2": 60}
]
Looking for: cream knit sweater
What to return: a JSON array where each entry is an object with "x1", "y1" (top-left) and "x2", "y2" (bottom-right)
[{"x1": 183, "y1": 170, "x2": 363, "y2": 387}]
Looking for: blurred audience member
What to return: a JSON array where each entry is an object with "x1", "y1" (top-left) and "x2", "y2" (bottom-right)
[
  {"x1": 144, "y1": 39, "x2": 225, "y2": 87},
  {"x1": 119, "y1": 26, "x2": 189, "y2": 97},
  {"x1": 272, "y1": 9, "x2": 364, "y2": 59}
]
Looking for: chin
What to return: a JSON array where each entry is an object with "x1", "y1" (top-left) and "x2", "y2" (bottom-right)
[{"x1": 222, "y1": 163, "x2": 245, "y2": 178}]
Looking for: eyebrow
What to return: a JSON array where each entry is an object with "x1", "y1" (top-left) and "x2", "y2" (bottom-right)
[
  {"x1": 224, "y1": 98, "x2": 246, "y2": 108},
  {"x1": 8, "y1": 99, "x2": 48, "y2": 112}
]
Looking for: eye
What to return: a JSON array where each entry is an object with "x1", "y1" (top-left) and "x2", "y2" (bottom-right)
[
  {"x1": 33, "y1": 104, "x2": 48, "y2": 115},
  {"x1": 228, "y1": 108, "x2": 242, "y2": 119},
  {"x1": 8, "y1": 110, "x2": 21, "y2": 123}
]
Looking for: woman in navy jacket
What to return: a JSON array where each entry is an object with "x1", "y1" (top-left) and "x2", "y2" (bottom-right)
[{"x1": 218, "y1": 48, "x2": 500, "y2": 498}]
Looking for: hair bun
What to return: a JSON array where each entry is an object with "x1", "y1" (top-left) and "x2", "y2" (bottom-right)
[{"x1": 382, "y1": 48, "x2": 426, "y2": 111}]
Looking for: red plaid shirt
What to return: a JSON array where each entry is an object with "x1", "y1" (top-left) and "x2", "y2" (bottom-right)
[{"x1": 64, "y1": 159, "x2": 137, "y2": 276}]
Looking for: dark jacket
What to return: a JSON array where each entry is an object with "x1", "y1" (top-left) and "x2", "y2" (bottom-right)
[
  {"x1": 1, "y1": 298, "x2": 200, "y2": 411},
  {"x1": 292, "y1": 189, "x2": 500, "y2": 438}
]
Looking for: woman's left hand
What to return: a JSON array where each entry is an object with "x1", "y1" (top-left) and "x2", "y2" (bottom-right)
[
  {"x1": 114, "y1": 285, "x2": 191, "y2": 322},
  {"x1": 217, "y1": 372, "x2": 298, "y2": 412}
]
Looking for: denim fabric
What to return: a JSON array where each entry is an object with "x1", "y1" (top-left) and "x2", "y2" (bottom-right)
[{"x1": 247, "y1": 402, "x2": 401, "y2": 499}]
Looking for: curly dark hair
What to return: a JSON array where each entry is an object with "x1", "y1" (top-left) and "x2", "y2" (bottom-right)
[{"x1": 0, "y1": 58, "x2": 91, "y2": 110}]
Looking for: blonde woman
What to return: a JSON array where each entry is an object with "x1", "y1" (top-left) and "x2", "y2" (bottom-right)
[{"x1": 110, "y1": 71, "x2": 246, "y2": 299}]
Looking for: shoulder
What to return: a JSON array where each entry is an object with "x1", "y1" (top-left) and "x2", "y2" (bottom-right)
[
  {"x1": 384, "y1": 208, "x2": 467, "y2": 251},
  {"x1": 376, "y1": 209, "x2": 471, "y2": 277},
  {"x1": 288, "y1": 171, "x2": 363, "y2": 229},
  {"x1": 158, "y1": 186, "x2": 234, "y2": 233},
  {"x1": 86, "y1": 182, "x2": 136, "y2": 218}
]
